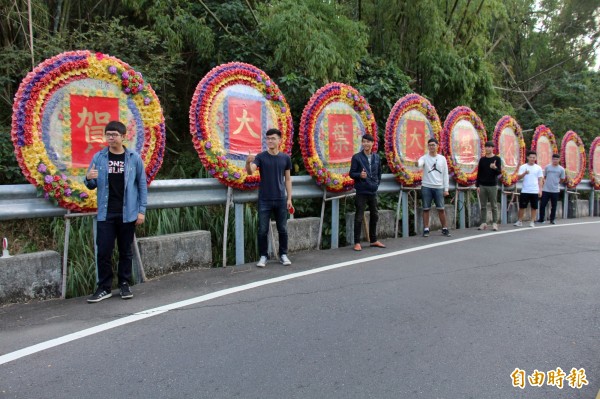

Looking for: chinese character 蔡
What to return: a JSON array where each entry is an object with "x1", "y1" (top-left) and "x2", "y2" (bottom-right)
[{"x1": 327, "y1": 114, "x2": 354, "y2": 163}]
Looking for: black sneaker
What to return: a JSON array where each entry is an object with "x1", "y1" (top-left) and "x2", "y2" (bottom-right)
[
  {"x1": 536, "y1": 220, "x2": 545, "y2": 224},
  {"x1": 119, "y1": 282, "x2": 133, "y2": 299},
  {"x1": 423, "y1": 228, "x2": 430, "y2": 237},
  {"x1": 87, "y1": 288, "x2": 112, "y2": 303},
  {"x1": 550, "y1": 220, "x2": 556, "y2": 224},
  {"x1": 442, "y1": 228, "x2": 452, "y2": 237}
]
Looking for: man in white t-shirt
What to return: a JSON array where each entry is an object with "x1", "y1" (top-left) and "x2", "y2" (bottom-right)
[
  {"x1": 418, "y1": 138, "x2": 451, "y2": 237},
  {"x1": 514, "y1": 150, "x2": 544, "y2": 227}
]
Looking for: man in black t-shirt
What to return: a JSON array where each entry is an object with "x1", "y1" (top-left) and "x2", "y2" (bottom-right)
[
  {"x1": 476, "y1": 141, "x2": 502, "y2": 231},
  {"x1": 84, "y1": 121, "x2": 147, "y2": 303},
  {"x1": 246, "y1": 128, "x2": 293, "y2": 267}
]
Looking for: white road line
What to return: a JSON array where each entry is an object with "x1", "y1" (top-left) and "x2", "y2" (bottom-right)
[{"x1": 1, "y1": 220, "x2": 598, "y2": 366}]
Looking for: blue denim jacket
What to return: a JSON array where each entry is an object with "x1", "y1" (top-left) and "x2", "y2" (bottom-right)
[{"x1": 83, "y1": 147, "x2": 148, "y2": 222}]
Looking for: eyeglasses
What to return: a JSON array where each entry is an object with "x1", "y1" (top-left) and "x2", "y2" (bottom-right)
[{"x1": 105, "y1": 133, "x2": 122, "y2": 138}]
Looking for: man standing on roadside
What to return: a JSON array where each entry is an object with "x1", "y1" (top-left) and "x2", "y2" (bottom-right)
[
  {"x1": 514, "y1": 151, "x2": 543, "y2": 227},
  {"x1": 537, "y1": 153, "x2": 566, "y2": 224},
  {"x1": 418, "y1": 138, "x2": 451, "y2": 237},
  {"x1": 349, "y1": 134, "x2": 386, "y2": 251},
  {"x1": 246, "y1": 128, "x2": 293, "y2": 267},
  {"x1": 84, "y1": 121, "x2": 147, "y2": 303},
  {"x1": 476, "y1": 141, "x2": 502, "y2": 231}
]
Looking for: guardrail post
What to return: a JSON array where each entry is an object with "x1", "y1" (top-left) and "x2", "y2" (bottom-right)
[
  {"x1": 402, "y1": 191, "x2": 409, "y2": 237},
  {"x1": 458, "y1": 190, "x2": 465, "y2": 229},
  {"x1": 589, "y1": 188, "x2": 595, "y2": 217},
  {"x1": 563, "y1": 189, "x2": 569, "y2": 219},
  {"x1": 235, "y1": 203, "x2": 244, "y2": 265},
  {"x1": 501, "y1": 186, "x2": 507, "y2": 225},
  {"x1": 331, "y1": 198, "x2": 339, "y2": 249}
]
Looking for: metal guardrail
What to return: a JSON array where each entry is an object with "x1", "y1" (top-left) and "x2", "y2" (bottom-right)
[
  {"x1": 0, "y1": 175, "x2": 595, "y2": 220},
  {"x1": 0, "y1": 175, "x2": 596, "y2": 266}
]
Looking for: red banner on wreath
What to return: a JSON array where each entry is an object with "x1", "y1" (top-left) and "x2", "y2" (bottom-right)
[
  {"x1": 501, "y1": 131, "x2": 518, "y2": 167},
  {"x1": 405, "y1": 119, "x2": 425, "y2": 162},
  {"x1": 537, "y1": 140, "x2": 551, "y2": 169},
  {"x1": 227, "y1": 97, "x2": 262, "y2": 155},
  {"x1": 70, "y1": 95, "x2": 119, "y2": 168},
  {"x1": 566, "y1": 142, "x2": 579, "y2": 173},
  {"x1": 456, "y1": 127, "x2": 477, "y2": 164},
  {"x1": 594, "y1": 147, "x2": 600, "y2": 174},
  {"x1": 328, "y1": 114, "x2": 354, "y2": 163}
]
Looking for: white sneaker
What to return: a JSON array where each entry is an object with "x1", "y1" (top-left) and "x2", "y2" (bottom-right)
[
  {"x1": 478, "y1": 223, "x2": 487, "y2": 230},
  {"x1": 492, "y1": 223, "x2": 498, "y2": 231},
  {"x1": 280, "y1": 254, "x2": 292, "y2": 266},
  {"x1": 529, "y1": 221, "x2": 535, "y2": 228},
  {"x1": 513, "y1": 220, "x2": 522, "y2": 227},
  {"x1": 256, "y1": 256, "x2": 267, "y2": 268}
]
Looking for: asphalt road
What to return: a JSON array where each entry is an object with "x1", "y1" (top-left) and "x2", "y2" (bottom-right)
[{"x1": 1, "y1": 220, "x2": 599, "y2": 399}]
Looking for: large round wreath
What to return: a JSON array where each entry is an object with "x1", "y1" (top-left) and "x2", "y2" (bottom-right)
[
  {"x1": 493, "y1": 115, "x2": 525, "y2": 186},
  {"x1": 11, "y1": 50, "x2": 165, "y2": 212},
  {"x1": 385, "y1": 94, "x2": 441, "y2": 186},
  {"x1": 560, "y1": 130, "x2": 586, "y2": 188},
  {"x1": 189, "y1": 62, "x2": 293, "y2": 190},
  {"x1": 441, "y1": 106, "x2": 486, "y2": 186},
  {"x1": 299, "y1": 82, "x2": 377, "y2": 192},
  {"x1": 589, "y1": 136, "x2": 600, "y2": 190},
  {"x1": 531, "y1": 125, "x2": 558, "y2": 169}
]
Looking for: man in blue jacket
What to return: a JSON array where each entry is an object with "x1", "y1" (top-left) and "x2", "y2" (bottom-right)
[
  {"x1": 84, "y1": 121, "x2": 147, "y2": 303},
  {"x1": 349, "y1": 134, "x2": 386, "y2": 251}
]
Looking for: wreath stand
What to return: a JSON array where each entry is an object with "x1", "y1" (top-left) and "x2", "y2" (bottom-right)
[
  {"x1": 317, "y1": 189, "x2": 356, "y2": 249},
  {"x1": 394, "y1": 187, "x2": 419, "y2": 238},
  {"x1": 61, "y1": 211, "x2": 146, "y2": 299},
  {"x1": 452, "y1": 185, "x2": 476, "y2": 229}
]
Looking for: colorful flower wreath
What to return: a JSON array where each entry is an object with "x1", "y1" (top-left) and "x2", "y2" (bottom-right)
[
  {"x1": 492, "y1": 116, "x2": 525, "y2": 186},
  {"x1": 589, "y1": 136, "x2": 600, "y2": 190},
  {"x1": 385, "y1": 94, "x2": 441, "y2": 187},
  {"x1": 11, "y1": 50, "x2": 165, "y2": 212},
  {"x1": 299, "y1": 82, "x2": 377, "y2": 192},
  {"x1": 189, "y1": 62, "x2": 293, "y2": 190},
  {"x1": 530, "y1": 125, "x2": 558, "y2": 169},
  {"x1": 441, "y1": 106, "x2": 486, "y2": 186},
  {"x1": 560, "y1": 130, "x2": 586, "y2": 188}
]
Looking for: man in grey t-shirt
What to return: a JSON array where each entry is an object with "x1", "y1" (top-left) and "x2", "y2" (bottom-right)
[{"x1": 536, "y1": 153, "x2": 566, "y2": 224}]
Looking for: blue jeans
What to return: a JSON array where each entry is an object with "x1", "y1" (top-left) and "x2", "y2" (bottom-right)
[
  {"x1": 422, "y1": 186, "x2": 444, "y2": 210},
  {"x1": 258, "y1": 199, "x2": 288, "y2": 257}
]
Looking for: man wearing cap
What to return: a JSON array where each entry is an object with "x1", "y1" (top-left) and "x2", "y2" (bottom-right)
[
  {"x1": 418, "y1": 138, "x2": 451, "y2": 237},
  {"x1": 476, "y1": 141, "x2": 502, "y2": 231},
  {"x1": 536, "y1": 153, "x2": 566, "y2": 224}
]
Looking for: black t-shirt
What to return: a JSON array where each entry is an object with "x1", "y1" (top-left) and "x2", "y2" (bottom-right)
[
  {"x1": 107, "y1": 151, "x2": 126, "y2": 213},
  {"x1": 253, "y1": 151, "x2": 292, "y2": 200},
  {"x1": 476, "y1": 155, "x2": 502, "y2": 186}
]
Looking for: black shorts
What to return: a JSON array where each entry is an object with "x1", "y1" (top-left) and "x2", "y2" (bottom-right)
[{"x1": 519, "y1": 193, "x2": 539, "y2": 209}]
